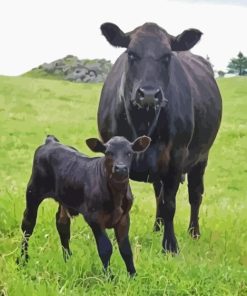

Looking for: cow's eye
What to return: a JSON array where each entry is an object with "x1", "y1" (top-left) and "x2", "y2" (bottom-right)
[
  {"x1": 160, "y1": 54, "x2": 171, "y2": 66},
  {"x1": 128, "y1": 51, "x2": 139, "y2": 62},
  {"x1": 126, "y1": 152, "x2": 132, "y2": 157}
]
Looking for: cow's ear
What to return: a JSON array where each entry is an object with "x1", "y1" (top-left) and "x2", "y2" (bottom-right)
[
  {"x1": 131, "y1": 136, "x2": 151, "y2": 153},
  {"x1": 171, "y1": 29, "x2": 202, "y2": 51},
  {"x1": 101, "y1": 23, "x2": 130, "y2": 48},
  {"x1": 86, "y1": 138, "x2": 106, "y2": 153}
]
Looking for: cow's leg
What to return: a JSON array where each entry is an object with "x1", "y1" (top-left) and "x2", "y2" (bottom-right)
[
  {"x1": 19, "y1": 186, "x2": 44, "y2": 263},
  {"x1": 114, "y1": 214, "x2": 136, "y2": 276},
  {"x1": 90, "y1": 224, "x2": 113, "y2": 272},
  {"x1": 153, "y1": 180, "x2": 164, "y2": 232},
  {"x1": 56, "y1": 205, "x2": 72, "y2": 261},
  {"x1": 188, "y1": 159, "x2": 208, "y2": 239},
  {"x1": 159, "y1": 167, "x2": 181, "y2": 254}
]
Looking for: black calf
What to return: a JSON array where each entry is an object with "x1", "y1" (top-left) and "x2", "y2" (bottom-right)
[{"x1": 19, "y1": 135, "x2": 150, "y2": 275}]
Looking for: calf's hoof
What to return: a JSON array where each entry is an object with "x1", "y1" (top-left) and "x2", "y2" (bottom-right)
[
  {"x1": 62, "y1": 249, "x2": 72, "y2": 262},
  {"x1": 162, "y1": 236, "x2": 179, "y2": 255},
  {"x1": 16, "y1": 254, "x2": 29, "y2": 266},
  {"x1": 188, "y1": 225, "x2": 201, "y2": 240}
]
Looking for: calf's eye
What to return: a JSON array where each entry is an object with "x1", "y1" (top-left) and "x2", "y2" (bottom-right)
[{"x1": 106, "y1": 151, "x2": 113, "y2": 157}]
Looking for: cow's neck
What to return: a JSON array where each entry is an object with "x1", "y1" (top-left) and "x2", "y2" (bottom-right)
[{"x1": 120, "y1": 96, "x2": 163, "y2": 139}]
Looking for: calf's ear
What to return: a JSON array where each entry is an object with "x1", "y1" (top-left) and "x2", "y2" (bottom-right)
[
  {"x1": 86, "y1": 138, "x2": 106, "y2": 153},
  {"x1": 132, "y1": 136, "x2": 151, "y2": 153},
  {"x1": 171, "y1": 29, "x2": 202, "y2": 51},
  {"x1": 101, "y1": 22, "x2": 130, "y2": 48}
]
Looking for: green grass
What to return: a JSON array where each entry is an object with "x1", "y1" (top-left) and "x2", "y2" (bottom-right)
[
  {"x1": 0, "y1": 75, "x2": 246, "y2": 295},
  {"x1": 23, "y1": 68, "x2": 65, "y2": 80}
]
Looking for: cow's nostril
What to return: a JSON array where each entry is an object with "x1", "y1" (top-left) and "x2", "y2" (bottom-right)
[
  {"x1": 154, "y1": 89, "x2": 163, "y2": 103},
  {"x1": 155, "y1": 89, "x2": 161, "y2": 96},
  {"x1": 137, "y1": 88, "x2": 145, "y2": 98}
]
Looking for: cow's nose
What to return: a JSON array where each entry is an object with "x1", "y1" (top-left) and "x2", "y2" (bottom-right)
[
  {"x1": 136, "y1": 87, "x2": 162, "y2": 107},
  {"x1": 114, "y1": 164, "x2": 128, "y2": 176}
]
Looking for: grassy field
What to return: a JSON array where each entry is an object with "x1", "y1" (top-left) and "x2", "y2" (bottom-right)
[{"x1": 0, "y1": 75, "x2": 246, "y2": 295}]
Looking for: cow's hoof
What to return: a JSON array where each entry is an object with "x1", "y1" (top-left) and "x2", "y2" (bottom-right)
[
  {"x1": 129, "y1": 271, "x2": 137, "y2": 278},
  {"x1": 153, "y1": 218, "x2": 164, "y2": 232},
  {"x1": 162, "y1": 236, "x2": 179, "y2": 255},
  {"x1": 103, "y1": 268, "x2": 115, "y2": 281},
  {"x1": 188, "y1": 226, "x2": 201, "y2": 240}
]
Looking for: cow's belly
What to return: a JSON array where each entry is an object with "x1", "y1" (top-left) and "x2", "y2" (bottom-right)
[{"x1": 129, "y1": 143, "x2": 209, "y2": 183}]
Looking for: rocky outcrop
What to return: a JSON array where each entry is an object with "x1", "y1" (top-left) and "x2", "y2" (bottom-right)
[{"x1": 37, "y1": 55, "x2": 112, "y2": 83}]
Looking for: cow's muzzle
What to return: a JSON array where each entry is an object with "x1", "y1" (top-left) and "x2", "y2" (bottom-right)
[
  {"x1": 135, "y1": 87, "x2": 163, "y2": 108},
  {"x1": 113, "y1": 164, "x2": 129, "y2": 177}
]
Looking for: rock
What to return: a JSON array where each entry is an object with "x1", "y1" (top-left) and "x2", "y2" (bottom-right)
[{"x1": 35, "y1": 55, "x2": 112, "y2": 83}]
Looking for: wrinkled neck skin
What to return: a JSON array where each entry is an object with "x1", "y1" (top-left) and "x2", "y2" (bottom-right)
[{"x1": 118, "y1": 69, "x2": 169, "y2": 140}]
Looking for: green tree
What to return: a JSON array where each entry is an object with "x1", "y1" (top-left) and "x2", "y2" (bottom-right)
[
  {"x1": 218, "y1": 70, "x2": 225, "y2": 77},
  {"x1": 227, "y1": 52, "x2": 247, "y2": 75}
]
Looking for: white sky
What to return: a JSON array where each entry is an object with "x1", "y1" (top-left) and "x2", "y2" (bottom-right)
[{"x1": 0, "y1": 0, "x2": 246, "y2": 75}]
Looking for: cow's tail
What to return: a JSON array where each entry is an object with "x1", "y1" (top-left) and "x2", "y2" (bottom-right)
[{"x1": 45, "y1": 135, "x2": 60, "y2": 144}]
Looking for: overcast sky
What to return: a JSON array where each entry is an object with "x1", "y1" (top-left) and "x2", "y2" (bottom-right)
[{"x1": 0, "y1": 0, "x2": 246, "y2": 75}]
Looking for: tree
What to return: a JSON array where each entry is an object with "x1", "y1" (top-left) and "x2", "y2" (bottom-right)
[
  {"x1": 218, "y1": 70, "x2": 225, "y2": 77},
  {"x1": 206, "y1": 55, "x2": 214, "y2": 70},
  {"x1": 227, "y1": 52, "x2": 247, "y2": 76}
]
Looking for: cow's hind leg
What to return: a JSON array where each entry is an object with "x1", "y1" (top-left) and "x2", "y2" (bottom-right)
[
  {"x1": 56, "y1": 205, "x2": 72, "y2": 261},
  {"x1": 153, "y1": 180, "x2": 164, "y2": 232},
  {"x1": 188, "y1": 159, "x2": 208, "y2": 239},
  {"x1": 19, "y1": 186, "x2": 44, "y2": 263}
]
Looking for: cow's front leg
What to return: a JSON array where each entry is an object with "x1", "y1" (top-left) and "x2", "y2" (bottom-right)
[
  {"x1": 160, "y1": 168, "x2": 181, "y2": 254},
  {"x1": 114, "y1": 214, "x2": 136, "y2": 276},
  {"x1": 90, "y1": 224, "x2": 113, "y2": 272}
]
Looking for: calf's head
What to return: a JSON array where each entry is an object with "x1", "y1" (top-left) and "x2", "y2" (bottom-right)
[
  {"x1": 86, "y1": 136, "x2": 151, "y2": 182},
  {"x1": 101, "y1": 22, "x2": 202, "y2": 110}
]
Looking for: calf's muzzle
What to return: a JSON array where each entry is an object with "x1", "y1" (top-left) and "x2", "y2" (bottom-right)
[{"x1": 113, "y1": 164, "x2": 128, "y2": 177}]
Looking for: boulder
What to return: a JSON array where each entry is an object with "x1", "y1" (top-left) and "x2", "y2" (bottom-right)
[{"x1": 35, "y1": 55, "x2": 112, "y2": 83}]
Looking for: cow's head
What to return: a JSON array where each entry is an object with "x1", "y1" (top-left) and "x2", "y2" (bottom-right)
[
  {"x1": 86, "y1": 136, "x2": 151, "y2": 182},
  {"x1": 101, "y1": 22, "x2": 202, "y2": 110}
]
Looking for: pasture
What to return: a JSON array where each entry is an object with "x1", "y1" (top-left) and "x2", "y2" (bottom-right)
[{"x1": 0, "y1": 75, "x2": 246, "y2": 295}]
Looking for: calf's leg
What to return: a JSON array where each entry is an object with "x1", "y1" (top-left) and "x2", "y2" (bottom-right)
[
  {"x1": 90, "y1": 224, "x2": 113, "y2": 271},
  {"x1": 188, "y1": 159, "x2": 208, "y2": 238},
  {"x1": 56, "y1": 205, "x2": 72, "y2": 261},
  {"x1": 19, "y1": 186, "x2": 44, "y2": 262},
  {"x1": 153, "y1": 180, "x2": 164, "y2": 232},
  {"x1": 114, "y1": 214, "x2": 136, "y2": 276}
]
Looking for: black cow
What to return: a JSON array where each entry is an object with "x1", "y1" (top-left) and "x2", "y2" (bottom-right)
[
  {"x1": 19, "y1": 135, "x2": 151, "y2": 275},
  {"x1": 98, "y1": 22, "x2": 222, "y2": 253}
]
